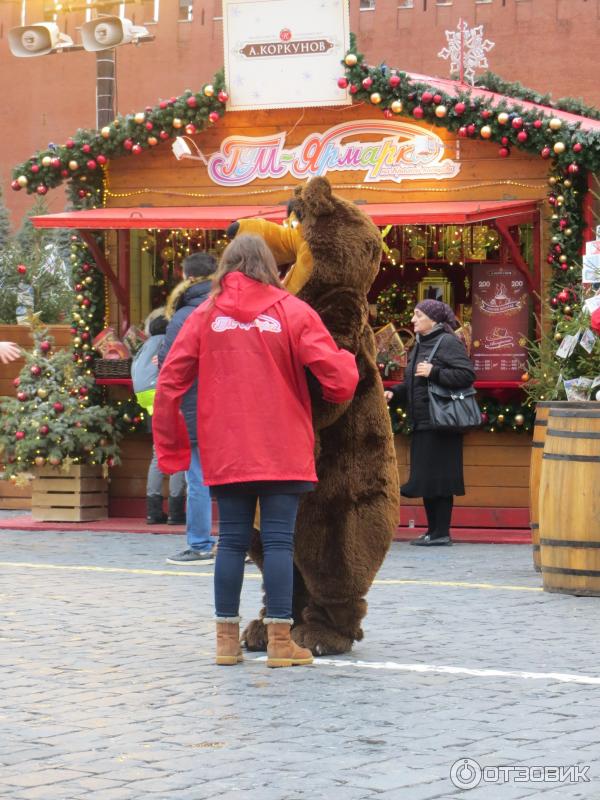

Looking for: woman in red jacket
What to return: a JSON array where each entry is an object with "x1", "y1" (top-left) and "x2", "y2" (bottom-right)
[{"x1": 153, "y1": 234, "x2": 358, "y2": 668}]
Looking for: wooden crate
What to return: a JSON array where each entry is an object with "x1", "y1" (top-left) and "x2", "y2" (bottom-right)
[{"x1": 31, "y1": 465, "x2": 108, "y2": 522}]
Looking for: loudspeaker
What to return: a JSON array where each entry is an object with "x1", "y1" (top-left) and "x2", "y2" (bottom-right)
[
  {"x1": 172, "y1": 138, "x2": 192, "y2": 160},
  {"x1": 8, "y1": 23, "x2": 74, "y2": 57},
  {"x1": 81, "y1": 16, "x2": 149, "y2": 51}
]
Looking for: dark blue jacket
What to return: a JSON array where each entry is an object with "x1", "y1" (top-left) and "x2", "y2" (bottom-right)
[{"x1": 158, "y1": 280, "x2": 211, "y2": 443}]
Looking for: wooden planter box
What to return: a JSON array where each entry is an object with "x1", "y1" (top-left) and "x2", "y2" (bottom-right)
[{"x1": 32, "y1": 465, "x2": 108, "y2": 522}]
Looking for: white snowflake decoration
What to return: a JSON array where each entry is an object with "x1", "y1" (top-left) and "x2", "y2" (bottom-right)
[{"x1": 438, "y1": 20, "x2": 495, "y2": 85}]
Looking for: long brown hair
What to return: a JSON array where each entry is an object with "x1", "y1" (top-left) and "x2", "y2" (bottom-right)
[{"x1": 211, "y1": 234, "x2": 283, "y2": 297}]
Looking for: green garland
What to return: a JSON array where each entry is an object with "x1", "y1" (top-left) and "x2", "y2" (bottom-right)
[
  {"x1": 390, "y1": 395, "x2": 535, "y2": 435},
  {"x1": 474, "y1": 71, "x2": 600, "y2": 122}
]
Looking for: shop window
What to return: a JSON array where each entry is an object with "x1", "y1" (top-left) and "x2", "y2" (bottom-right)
[
  {"x1": 398, "y1": 0, "x2": 414, "y2": 7},
  {"x1": 360, "y1": 0, "x2": 376, "y2": 10},
  {"x1": 435, "y1": 0, "x2": 453, "y2": 5},
  {"x1": 178, "y1": 1, "x2": 193, "y2": 22},
  {"x1": 139, "y1": 0, "x2": 160, "y2": 24},
  {"x1": 475, "y1": 0, "x2": 492, "y2": 4}
]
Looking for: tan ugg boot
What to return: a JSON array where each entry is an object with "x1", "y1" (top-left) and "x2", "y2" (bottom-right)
[
  {"x1": 264, "y1": 618, "x2": 314, "y2": 668},
  {"x1": 216, "y1": 617, "x2": 243, "y2": 666}
]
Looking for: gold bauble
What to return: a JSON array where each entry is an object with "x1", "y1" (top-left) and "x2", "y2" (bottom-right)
[
  {"x1": 134, "y1": 112, "x2": 145, "y2": 124},
  {"x1": 37, "y1": 388, "x2": 48, "y2": 399},
  {"x1": 564, "y1": 179, "x2": 572, "y2": 188},
  {"x1": 549, "y1": 117, "x2": 563, "y2": 131},
  {"x1": 391, "y1": 100, "x2": 403, "y2": 114},
  {"x1": 203, "y1": 84, "x2": 215, "y2": 97},
  {"x1": 76, "y1": 294, "x2": 84, "y2": 303},
  {"x1": 344, "y1": 53, "x2": 358, "y2": 66},
  {"x1": 101, "y1": 126, "x2": 111, "y2": 139},
  {"x1": 551, "y1": 235, "x2": 560, "y2": 243},
  {"x1": 82, "y1": 344, "x2": 90, "y2": 351},
  {"x1": 73, "y1": 337, "x2": 82, "y2": 346},
  {"x1": 559, "y1": 255, "x2": 567, "y2": 263},
  {"x1": 497, "y1": 414, "x2": 505, "y2": 423},
  {"x1": 161, "y1": 246, "x2": 175, "y2": 261},
  {"x1": 370, "y1": 92, "x2": 382, "y2": 105},
  {"x1": 554, "y1": 332, "x2": 562, "y2": 341},
  {"x1": 42, "y1": 156, "x2": 52, "y2": 167},
  {"x1": 480, "y1": 125, "x2": 492, "y2": 139},
  {"x1": 548, "y1": 176, "x2": 557, "y2": 185},
  {"x1": 17, "y1": 175, "x2": 28, "y2": 187},
  {"x1": 85, "y1": 276, "x2": 93, "y2": 285},
  {"x1": 556, "y1": 195, "x2": 565, "y2": 205},
  {"x1": 172, "y1": 118, "x2": 183, "y2": 129},
  {"x1": 553, "y1": 141, "x2": 566, "y2": 155},
  {"x1": 564, "y1": 228, "x2": 572, "y2": 236},
  {"x1": 514, "y1": 414, "x2": 525, "y2": 426},
  {"x1": 69, "y1": 160, "x2": 79, "y2": 170},
  {"x1": 434, "y1": 105, "x2": 447, "y2": 118},
  {"x1": 564, "y1": 305, "x2": 572, "y2": 314},
  {"x1": 497, "y1": 112, "x2": 509, "y2": 125}
]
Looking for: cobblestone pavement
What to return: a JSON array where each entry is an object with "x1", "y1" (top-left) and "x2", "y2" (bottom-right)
[{"x1": 1, "y1": 529, "x2": 600, "y2": 800}]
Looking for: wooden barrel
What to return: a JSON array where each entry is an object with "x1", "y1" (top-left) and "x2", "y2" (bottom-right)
[
  {"x1": 529, "y1": 401, "x2": 552, "y2": 572},
  {"x1": 539, "y1": 402, "x2": 600, "y2": 595}
]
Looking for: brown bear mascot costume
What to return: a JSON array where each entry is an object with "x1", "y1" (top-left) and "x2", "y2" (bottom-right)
[{"x1": 233, "y1": 176, "x2": 399, "y2": 655}]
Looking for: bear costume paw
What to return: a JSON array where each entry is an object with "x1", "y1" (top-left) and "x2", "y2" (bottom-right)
[
  {"x1": 241, "y1": 618, "x2": 268, "y2": 652},
  {"x1": 291, "y1": 622, "x2": 355, "y2": 656}
]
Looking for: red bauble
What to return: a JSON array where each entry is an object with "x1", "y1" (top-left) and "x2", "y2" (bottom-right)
[
  {"x1": 36, "y1": 185, "x2": 48, "y2": 195},
  {"x1": 185, "y1": 123, "x2": 197, "y2": 135},
  {"x1": 517, "y1": 131, "x2": 528, "y2": 143},
  {"x1": 208, "y1": 112, "x2": 220, "y2": 123},
  {"x1": 361, "y1": 77, "x2": 373, "y2": 89},
  {"x1": 82, "y1": 263, "x2": 91, "y2": 272},
  {"x1": 31, "y1": 164, "x2": 40, "y2": 173},
  {"x1": 454, "y1": 102, "x2": 466, "y2": 115},
  {"x1": 78, "y1": 189, "x2": 87, "y2": 198},
  {"x1": 421, "y1": 91, "x2": 433, "y2": 104},
  {"x1": 81, "y1": 332, "x2": 89, "y2": 341},
  {"x1": 15, "y1": 431, "x2": 25, "y2": 440},
  {"x1": 40, "y1": 340, "x2": 51, "y2": 352},
  {"x1": 433, "y1": 94, "x2": 442, "y2": 104},
  {"x1": 511, "y1": 116, "x2": 523, "y2": 129},
  {"x1": 349, "y1": 84, "x2": 358, "y2": 94},
  {"x1": 557, "y1": 290, "x2": 569, "y2": 303},
  {"x1": 86, "y1": 160, "x2": 97, "y2": 170},
  {"x1": 30, "y1": 365, "x2": 41, "y2": 376},
  {"x1": 567, "y1": 163, "x2": 579, "y2": 174},
  {"x1": 186, "y1": 95, "x2": 198, "y2": 108},
  {"x1": 159, "y1": 100, "x2": 168, "y2": 109},
  {"x1": 481, "y1": 109, "x2": 492, "y2": 120},
  {"x1": 97, "y1": 154, "x2": 107, "y2": 166},
  {"x1": 131, "y1": 144, "x2": 143, "y2": 155},
  {"x1": 337, "y1": 77, "x2": 348, "y2": 89},
  {"x1": 66, "y1": 138, "x2": 75, "y2": 148},
  {"x1": 123, "y1": 139, "x2": 133, "y2": 151},
  {"x1": 573, "y1": 142, "x2": 583, "y2": 153},
  {"x1": 51, "y1": 157, "x2": 61, "y2": 168},
  {"x1": 560, "y1": 263, "x2": 568, "y2": 271},
  {"x1": 159, "y1": 131, "x2": 170, "y2": 140},
  {"x1": 53, "y1": 402, "x2": 64, "y2": 413},
  {"x1": 389, "y1": 75, "x2": 401, "y2": 88},
  {"x1": 533, "y1": 119, "x2": 543, "y2": 129},
  {"x1": 412, "y1": 106, "x2": 424, "y2": 119},
  {"x1": 498, "y1": 147, "x2": 510, "y2": 158},
  {"x1": 11, "y1": 180, "x2": 21, "y2": 191},
  {"x1": 541, "y1": 146, "x2": 551, "y2": 159},
  {"x1": 17, "y1": 391, "x2": 28, "y2": 401},
  {"x1": 501, "y1": 136, "x2": 509, "y2": 145},
  {"x1": 39, "y1": 425, "x2": 49, "y2": 435},
  {"x1": 79, "y1": 387, "x2": 88, "y2": 396},
  {"x1": 218, "y1": 90, "x2": 229, "y2": 103},
  {"x1": 458, "y1": 126, "x2": 468, "y2": 138},
  {"x1": 82, "y1": 144, "x2": 91, "y2": 154},
  {"x1": 82, "y1": 298, "x2": 91, "y2": 307},
  {"x1": 145, "y1": 121, "x2": 154, "y2": 131},
  {"x1": 550, "y1": 297, "x2": 559, "y2": 307},
  {"x1": 17, "y1": 264, "x2": 27, "y2": 275},
  {"x1": 467, "y1": 124, "x2": 476, "y2": 136},
  {"x1": 12, "y1": 377, "x2": 20, "y2": 387},
  {"x1": 61, "y1": 169, "x2": 69, "y2": 177}
]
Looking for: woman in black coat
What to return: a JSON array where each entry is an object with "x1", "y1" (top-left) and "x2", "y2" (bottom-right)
[{"x1": 385, "y1": 299, "x2": 476, "y2": 546}]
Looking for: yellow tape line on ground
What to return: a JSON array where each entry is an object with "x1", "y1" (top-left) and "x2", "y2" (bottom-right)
[{"x1": 0, "y1": 561, "x2": 542, "y2": 592}]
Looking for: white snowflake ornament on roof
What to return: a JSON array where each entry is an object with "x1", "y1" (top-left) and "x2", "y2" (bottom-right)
[{"x1": 438, "y1": 19, "x2": 495, "y2": 85}]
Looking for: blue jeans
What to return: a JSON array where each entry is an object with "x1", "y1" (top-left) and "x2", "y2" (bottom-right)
[
  {"x1": 214, "y1": 492, "x2": 300, "y2": 619},
  {"x1": 185, "y1": 446, "x2": 213, "y2": 553}
]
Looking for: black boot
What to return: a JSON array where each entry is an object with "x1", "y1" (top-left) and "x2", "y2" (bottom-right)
[
  {"x1": 146, "y1": 495, "x2": 167, "y2": 525},
  {"x1": 167, "y1": 494, "x2": 186, "y2": 525}
]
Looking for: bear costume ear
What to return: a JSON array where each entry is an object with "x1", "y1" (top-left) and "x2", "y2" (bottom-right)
[{"x1": 302, "y1": 176, "x2": 335, "y2": 217}]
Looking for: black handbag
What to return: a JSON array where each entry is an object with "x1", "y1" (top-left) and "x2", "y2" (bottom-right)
[{"x1": 425, "y1": 337, "x2": 482, "y2": 433}]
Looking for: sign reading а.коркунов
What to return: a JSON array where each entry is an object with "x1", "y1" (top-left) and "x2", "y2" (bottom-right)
[{"x1": 223, "y1": 0, "x2": 350, "y2": 111}]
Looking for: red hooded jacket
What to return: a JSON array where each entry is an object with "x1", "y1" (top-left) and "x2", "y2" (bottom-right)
[{"x1": 153, "y1": 272, "x2": 358, "y2": 485}]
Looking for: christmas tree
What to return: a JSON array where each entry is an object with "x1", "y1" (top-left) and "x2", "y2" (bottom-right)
[
  {"x1": 0, "y1": 197, "x2": 72, "y2": 324},
  {"x1": 0, "y1": 322, "x2": 122, "y2": 484},
  {"x1": 0, "y1": 186, "x2": 11, "y2": 251}
]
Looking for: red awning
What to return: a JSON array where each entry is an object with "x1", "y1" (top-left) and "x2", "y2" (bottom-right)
[{"x1": 31, "y1": 199, "x2": 538, "y2": 230}]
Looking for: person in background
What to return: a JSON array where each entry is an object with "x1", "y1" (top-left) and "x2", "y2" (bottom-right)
[
  {"x1": 0, "y1": 341, "x2": 21, "y2": 364},
  {"x1": 159, "y1": 252, "x2": 217, "y2": 564},
  {"x1": 385, "y1": 299, "x2": 475, "y2": 547},
  {"x1": 153, "y1": 234, "x2": 358, "y2": 668},
  {"x1": 135, "y1": 309, "x2": 186, "y2": 525}
]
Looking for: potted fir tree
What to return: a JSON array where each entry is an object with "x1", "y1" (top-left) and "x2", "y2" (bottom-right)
[{"x1": 0, "y1": 322, "x2": 122, "y2": 521}]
